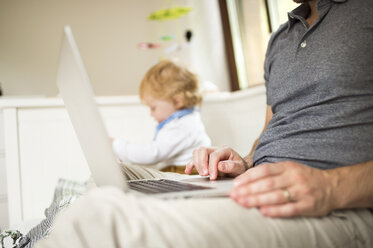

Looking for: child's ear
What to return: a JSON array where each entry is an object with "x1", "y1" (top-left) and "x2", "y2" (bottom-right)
[{"x1": 172, "y1": 95, "x2": 184, "y2": 109}]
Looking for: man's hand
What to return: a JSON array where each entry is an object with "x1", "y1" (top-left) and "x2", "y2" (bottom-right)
[
  {"x1": 185, "y1": 146, "x2": 248, "y2": 180},
  {"x1": 230, "y1": 161, "x2": 337, "y2": 217}
]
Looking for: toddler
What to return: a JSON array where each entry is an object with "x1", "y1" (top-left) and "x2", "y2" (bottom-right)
[{"x1": 112, "y1": 60, "x2": 211, "y2": 173}]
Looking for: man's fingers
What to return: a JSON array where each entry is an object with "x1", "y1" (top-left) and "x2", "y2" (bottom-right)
[
  {"x1": 259, "y1": 202, "x2": 303, "y2": 218},
  {"x1": 189, "y1": 146, "x2": 244, "y2": 179},
  {"x1": 231, "y1": 186, "x2": 295, "y2": 206},
  {"x1": 234, "y1": 163, "x2": 283, "y2": 186},
  {"x1": 217, "y1": 161, "x2": 244, "y2": 176},
  {"x1": 192, "y1": 148, "x2": 204, "y2": 175},
  {"x1": 208, "y1": 153, "x2": 219, "y2": 180},
  {"x1": 231, "y1": 175, "x2": 290, "y2": 197},
  {"x1": 208, "y1": 147, "x2": 238, "y2": 180},
  {"x1": 231, "y1": 188, "x2": 302, "y2": 218},
  {"x1": 185, "y1": 160, "x2": 194, "y2": 174},
  {"x1": 217, "y1": 161, "x2": 235, "y2": 173},
  {"x1": 198, "y1": 147, "x2": 212, "y2": 175},
  {"x1": 192, "y1": 147, "x2": 215, "y2": 176}
]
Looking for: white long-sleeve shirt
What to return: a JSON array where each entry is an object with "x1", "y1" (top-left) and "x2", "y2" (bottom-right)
[{"x1": 112, "y1": 111, "x2": 211, "y2": 169}]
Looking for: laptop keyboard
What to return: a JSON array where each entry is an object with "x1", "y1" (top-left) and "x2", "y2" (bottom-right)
[{"x1": 128, "y1": 179, "x2": 212, "y2": 194}]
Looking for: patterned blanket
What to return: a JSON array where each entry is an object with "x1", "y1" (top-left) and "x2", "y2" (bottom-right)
[{"x1": 0, "y1": 179, "x2": 87, "y2": 248}]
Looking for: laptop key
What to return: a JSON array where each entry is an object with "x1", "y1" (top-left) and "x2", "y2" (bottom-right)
[{"x1": 128, "y1": 179, "x2": 212, "y2": 194}]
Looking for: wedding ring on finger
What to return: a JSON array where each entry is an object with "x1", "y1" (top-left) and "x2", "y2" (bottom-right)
[{"x1": 282, "y1": 189, "x2": 292, "y2": 202}]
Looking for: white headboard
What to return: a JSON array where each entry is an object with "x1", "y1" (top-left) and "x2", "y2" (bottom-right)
[{"x1": 0, "y1": 86, "x2": 266, "y2": 228}]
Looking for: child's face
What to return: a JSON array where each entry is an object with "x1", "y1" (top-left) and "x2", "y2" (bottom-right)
[{"x1": 143, "y1": 95, "x2": 178, "y2": 123}]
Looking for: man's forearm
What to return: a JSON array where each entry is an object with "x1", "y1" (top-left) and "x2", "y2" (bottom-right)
[
  {"x1": 329, "y1": 160, "x2": 373, "y2": 209},
  {"x1": 244, "y1": 105, "x2": 273, "y2": 168},
  {"x1": 243, "y1": 137, "x2": 260, "y2": 168}
]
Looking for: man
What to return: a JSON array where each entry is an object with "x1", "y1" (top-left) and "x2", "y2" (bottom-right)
[
  {"x1": 36, "y1": 0, "x2": 373, "y2": 247},
  {"x1": 186, "y1": 0, "x2": 373, "y2": 218}
]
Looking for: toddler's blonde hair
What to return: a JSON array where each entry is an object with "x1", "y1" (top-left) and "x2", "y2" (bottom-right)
[{"x1": 139, "y1": 60, "x2": 202, "y2": 109}]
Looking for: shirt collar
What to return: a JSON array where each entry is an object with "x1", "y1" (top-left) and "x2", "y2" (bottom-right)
[
  {"x1": 287, "y1": 0, "x2": 347, "y2": 31},
  {"x1": 153, "y1": 107, "x2": 195, "y2": 140}
]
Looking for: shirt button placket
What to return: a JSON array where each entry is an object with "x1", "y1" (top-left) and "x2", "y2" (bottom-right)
[{"x1": 300, "y1": 40, "x2": 307, "y2": 48}]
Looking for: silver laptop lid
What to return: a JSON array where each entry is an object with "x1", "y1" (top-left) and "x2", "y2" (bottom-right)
[{"x1": 56, "y1": 26, "x2": 127, "y2": 191}]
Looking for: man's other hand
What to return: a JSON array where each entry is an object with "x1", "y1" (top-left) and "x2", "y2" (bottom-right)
[{"x1": 230, "y1": 161, "x2": 336, "y2": 217}]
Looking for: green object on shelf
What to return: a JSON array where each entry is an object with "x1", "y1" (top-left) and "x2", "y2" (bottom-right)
[
  {"x1": 148, "y1": 6, "x2": 192, "y2": 21},
  {"x1": 161, "y1": 35, "x2": 175, "y2": 41}
]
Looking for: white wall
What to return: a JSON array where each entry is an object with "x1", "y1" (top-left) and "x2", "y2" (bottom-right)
[{"x1": 0, "y1": 0, "x2": 229, "y2": 97}]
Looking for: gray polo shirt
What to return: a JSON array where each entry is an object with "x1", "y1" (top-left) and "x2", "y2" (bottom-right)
[{"x1": 253, "y1": 0, "x2": 373, "y2": 169}]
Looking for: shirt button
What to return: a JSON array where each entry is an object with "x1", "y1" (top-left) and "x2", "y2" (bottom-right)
[{"x1": 300, "y1": 40, "x2": 307, "y2": 48}]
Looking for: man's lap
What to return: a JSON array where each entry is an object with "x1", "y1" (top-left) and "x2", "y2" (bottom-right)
[{"x1": 35, "y1": 185, "x2": 373, "y2": 248}]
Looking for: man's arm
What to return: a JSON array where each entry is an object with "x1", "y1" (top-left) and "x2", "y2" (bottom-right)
[
  {"x1": 243, "y1": 105, "x2": 273, "y2": 167},
  {"x1": 330, "y1": 160, "x2": 373, "y2": 209}
]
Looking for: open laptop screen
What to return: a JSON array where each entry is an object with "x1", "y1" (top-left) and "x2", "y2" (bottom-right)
[{"x1": 56, "y1": 26, "x2": 127, "y2": 191}]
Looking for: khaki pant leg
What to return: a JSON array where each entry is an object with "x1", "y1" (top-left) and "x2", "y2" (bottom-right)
[{"x1": 35, "y1": 187, "x2": 373, "y2": 248}]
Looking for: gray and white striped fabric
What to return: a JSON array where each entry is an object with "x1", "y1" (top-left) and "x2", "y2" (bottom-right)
[{"x1": 15, "y1": 179, "x2": 87, "y2": 248}]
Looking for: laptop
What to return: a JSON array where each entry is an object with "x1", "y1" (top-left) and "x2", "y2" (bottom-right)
[{"x1": 56, "y1": 26, "x2": 234, "y2": 198}]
